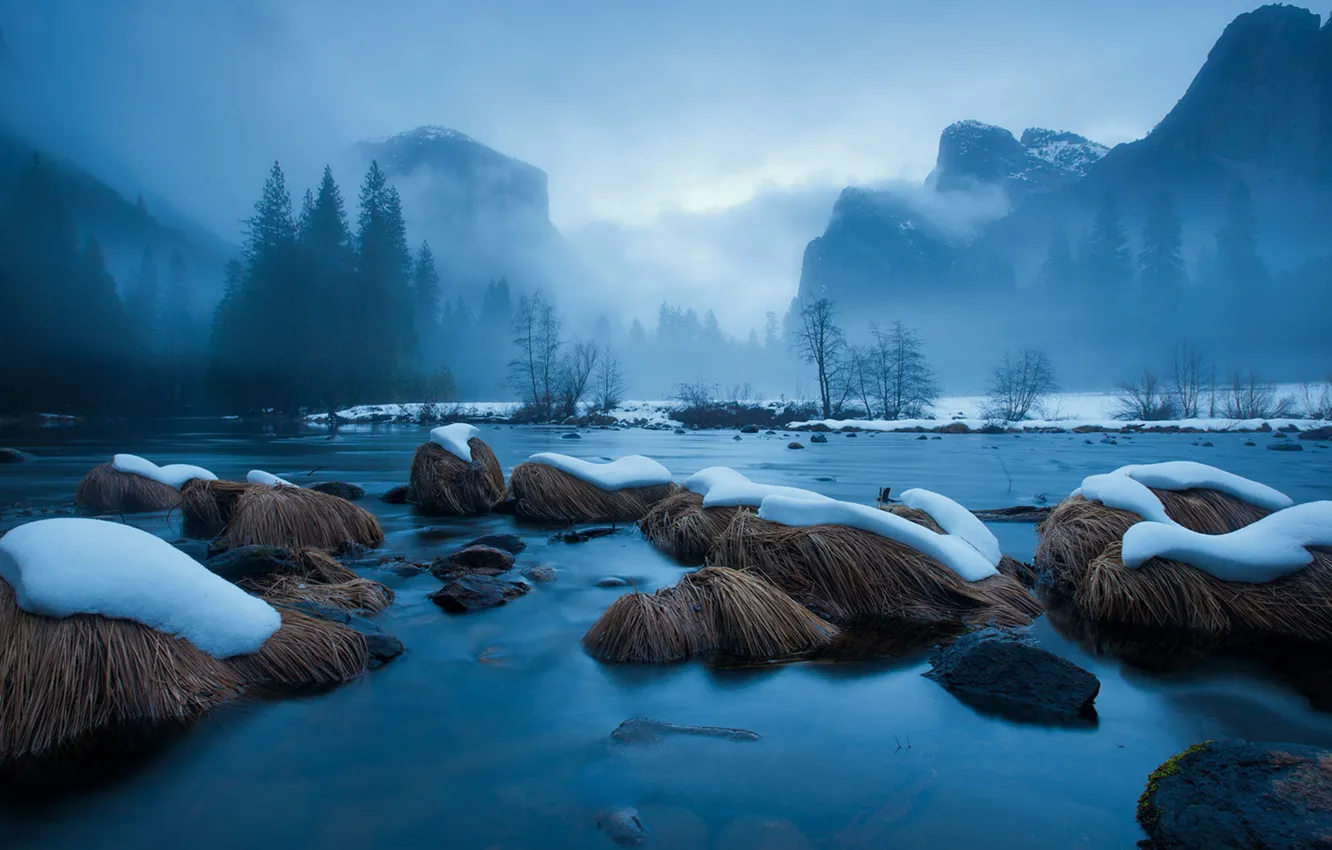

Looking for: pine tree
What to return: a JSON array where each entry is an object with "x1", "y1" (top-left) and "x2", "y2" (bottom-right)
[
  {"x1": 353, "y1": 161, "x2": 415, "y2": 400},
  {"x1": 1215, "y1": 179, "x2": 1265, "y2": 286},
  {"x1": 411, "y1": 241, "x2": 441, "y2": 363},
  {"x1": 1039, "y1": 229, "x2": 1075, "y2": 289},
  {"x1": 1081, "y1": 192, "x2": 1133, "y2": 291},
  {"x1": 1139, "y1": 191, "x2": 1186, "y2": 335}
]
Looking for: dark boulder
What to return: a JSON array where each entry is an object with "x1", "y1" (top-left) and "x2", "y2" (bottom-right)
[
  {"x1": 345, "y1": 616, "x2": 405, "y2": 667},
  {"x1": 466, "y1": 532, "x2": 526, "y2": 554},
  {"x1": 925, "y1": 628, "x2": 1100, "y2": 723},
  {"x1": 1267, "y1": 442, "x2": 1304, "y2": 452},
  {"x1": 739, "y1": 424, "x2": 759, "y2": 434},
  {"x1": 1272, "y1": 430, "x2": 1289, "y2": 439},
  {"x1": 561, "y1": 431, "x2": 582, "y2": 440},
  {"x1": 0, "y1": 448, "x2": 29, "y2": 463},
  {"x1": 307, "y1": 481, "x2": 366, "y2": 501},
  {"x1": 916, "y1": 434, "x2": 929, "y2": 440},
  {"x1": 204, "y1": 545, "x2": 292, "y2": 583},
  {"x1": 846, "y1": 432, "x2": 858, "y2": 438},
  {"x1": 1137, "y1": 740, "x2": 1332, "y2": 850},
  {"x1": 809, "y1": 433, "x2": 828, "y2": 444},
  {"x1": 1299, "y1": 425, "x2": 1332, "y2": 441},
  {"x1": 430, "y1": 545, "x2": 515, "y2": 579},
  {"x1": 787, "y1": 442, "x2": 805, "y2": 450},
  {"x1": 429, "y1": 575, "x2": 530, "y2": 613},
  {"x1": 380, "y1": 484, "x2": 412, "y2": 504}
]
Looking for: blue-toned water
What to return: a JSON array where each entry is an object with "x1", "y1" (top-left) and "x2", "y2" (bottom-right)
[{"x1": 1, "y1": 422, "x2": 1330, "y2": 849}]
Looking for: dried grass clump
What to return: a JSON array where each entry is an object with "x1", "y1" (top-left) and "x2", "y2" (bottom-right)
[
  {"x1": 250, "y1": 576, "x2": 395, "y2": 614},
  {"x1": 639, "y1": 489, "x2": 741, "y2": 563},
  {"x1": 510, "y1": 462, "x2": 678, "y2": 524},
  {"x1": 583, "y1": 567, "x2": 837, "y2": 663},
  {"x1": 179, "y1": 478, "x2": 252, "y2": 539},
  {"x1": 0, "y1": 580, "x2": 241, "y2": 763},
  {"x1": 713, "y1": 511, "x2": 1043, "y2": 628},
  {"x1": 1075, "y1": 542, "x2": 1332, "y2": 642},
  {"x1": 74, "y1": 463, "x2": 181, "y2": 514},
  {"x1": 408, "y1": 438, "x2": 507, "y2": 516},
  {"x1": 882, "y1": 503, "x2": 1036, "y2": 586},
  {"x1": 211, "y1": 485, "x2": 384, "y2": 553},
  {"x1": 1035, "y1": 489, "x2": 1272, "y2": 589},
  {"x1": 225, "y1": 608, "x2": 369, "y2": 690}
]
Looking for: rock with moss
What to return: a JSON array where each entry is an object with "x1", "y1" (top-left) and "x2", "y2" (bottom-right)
[{"x1": 1137, "y1": 740, "x2": 1332, "y2": 849}]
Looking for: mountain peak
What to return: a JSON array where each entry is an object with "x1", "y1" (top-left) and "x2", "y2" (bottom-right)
[{"x1": 931, "y1": 121, "x2": 1105, "y2": 199}]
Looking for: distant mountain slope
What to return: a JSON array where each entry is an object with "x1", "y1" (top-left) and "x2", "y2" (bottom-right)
[{"x1": 928, "y1": 120, "x2": 1107, "y2": 200}]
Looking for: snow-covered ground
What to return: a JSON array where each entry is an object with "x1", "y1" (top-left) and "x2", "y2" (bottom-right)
[{"x1": 303, "y1": 387, "x2": 1331, "y2": 434}]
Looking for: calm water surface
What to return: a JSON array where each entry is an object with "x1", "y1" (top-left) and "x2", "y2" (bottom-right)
[{"x1": 2, "y1": 422, "x2": 1331, "y2": 850}]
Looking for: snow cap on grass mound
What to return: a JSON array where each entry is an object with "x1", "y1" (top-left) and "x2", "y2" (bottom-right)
[
  {"x1": 1122, "y1": 501, "x2": 1332, "y2": 583},
  {"x1": 1111, "y1": 461, "x2": 1292, "y2": 512},
  {"x1": 247, "y1": 470, "x2": 294, "y2": 487},
  {"x1": 899, "y1": 489, "x2": 1001, "y2": 566},
  {"x1": 685, "y1": 466, "x2": 829, "y2": 508},
  {"x1": 112, "y1": 453, "x2": 217, "y2": 490},
  {"x1": 757, "y1": 495, "x2": 999, "y2": 582},
  {"x1": 1081, "y1": 472, "x2": 1175, "y2": 525},
  {"x1": 429, "y1": 423, "x2": 479, "y2": 462},
  {"x1": 0, "y1": 517, "x2": 281, "y2": 658},
  {"x1": 528, "y1": 453, "x2": 671, "y2": 491}
]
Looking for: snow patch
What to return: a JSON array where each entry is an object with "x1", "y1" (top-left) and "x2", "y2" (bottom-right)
[
  {"x1": 756, "y1": 495, "x2": 999, "y2": 582},
  {"x1": 247, "y1": 470, "x2": 294, "y2": 487},
  {"x1": 528, "y1": 453, "x2": 671, "y2": 491},
  {"x1": 430, "y1": 423, "x2": 480, "y2": 462},
  {"x1": 685, "y1": 466, "x2": 830, "y2": 508},
  {"x1": 899, "y1": 489, "x2": 1001, "y2": 566},
  {"x1": 1081, "y1": 472, "x2": 1174, "y2": 525},
  {"x1": 0, "y1": 518, "x2": 281, "y2": 658},
  {"x1": 112, "y1": 454, "x2": 217, "y2": 490},
  {"x1": 1111, "y1": 461, "x2": 1292, "y2": 511},
  {"x1": 1122, "y1": 501, "x2": 1332, "y2": 583}
]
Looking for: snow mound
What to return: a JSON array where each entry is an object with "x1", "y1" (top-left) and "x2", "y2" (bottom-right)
[
  {"x1": 1081, "y1": 472, "x2": 1175, "y2": 525},
  {"x1": 0, "y1": 518, "x2": 281, "y2": 658},
  {"x1": 430, "y1": 423, "x2": 479, "y2": 462},
  {"x1": 528, "y1": 453, "x2": 671, "y2": 491},
  {"x1": 1110, "y1": 462, "x2": 1292, "y2": 512},
  {"x1": 112, "y1": 453, "x2": 217, "y2": 490},
  {"x1": 685, "y1": 466, "x2": 829, "y2": 508},
  {"x1": 247, "y1": 470, "x2": 294, "y2": 487},
  {"x1": 1122, "y1": 501, "x2": 1332, "y2": 583},
  {"x1": 899, "y1": 489, "x2": 1001, "y2": 566},
  {"x1": 757, "y1": 495, "x2": 999, "y2": 582}
]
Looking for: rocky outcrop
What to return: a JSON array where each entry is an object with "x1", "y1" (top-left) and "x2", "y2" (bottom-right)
[
  {"x1": 929, "y1": 121, "x2": 1106, "y2": 200},
  {"x1": 1137, "y1": 740, "x2": 1332, "y2": 849}
]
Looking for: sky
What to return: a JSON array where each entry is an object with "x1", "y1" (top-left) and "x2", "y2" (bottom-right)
[{"x1": 0, "y1": 0, "x2": 1279, "y2": 333}]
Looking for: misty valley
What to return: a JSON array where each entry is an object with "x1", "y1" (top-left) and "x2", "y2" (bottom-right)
[{"x1": 2, "y1": 3, "x2": 1332, "y2": 850}]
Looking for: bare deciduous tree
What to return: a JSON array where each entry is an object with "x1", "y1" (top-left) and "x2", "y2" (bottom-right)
[
  {"x1": 1299, "y1": 378, "x2": 1332, "y2": 420},
  {"x1": 1170, "y1": 342, "x2": 1207, "y2": 418},
  {"x1": 591, "y1": 347, "x2": 627, "y2": 412},
  {"x1": 674, "y1": 375, "x2": 717, "y2": 409},
  {"x1": 983, "y1": 349, "x2": 1058, "y2": 422},
  {"x1": 869, "y1": 321, "x2": 938, "y2": 420},
  {"x1": 507, "y1": 291, "x2": 563, "y2": 419},
  {"x1": 555, "y1": 338, "x2": 598, "y2": 418},
  {"x1": 1113, "y1": 369, "x2": 1176, "y2": 420},
  {"x1": 1222, "y1": 371, "x2": 1295, "y2": 419},
  {"x1": 790, "y1": 298, "x2": 845, "y2": 419}
]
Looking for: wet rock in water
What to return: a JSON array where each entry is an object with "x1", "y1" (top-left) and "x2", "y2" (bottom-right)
[
  {"x1": 732, "y1": 434, "x2": 742, "y2": 441},
  {"x1": 1299, "y1": 425, "x2": 1332, "y2": 441},
  {"x1": 171, "y1": 538, "x2": 210, "y2": 563},
  {"x1": 307, "y1": 481, "x2": 366, "y2": 501},
  {"x1": 380, "y1": 484, "x2": 412, "y2": 504},
  {"x1": 596, "y1": 808, "x2": 647, "y2": 847},
  {"x1": 375, "y1": 556, "x2": 429, "y2": 577},
  {"x1": 562, "y1": 431, "x2": 582, "y2": 440},
  {"x1": 739, "y1": 424, "x2": 759, "y2": 434},
  {"x1": 204, "y1": 545, "x2": 292, "y2": 583},
  {"x1": 1257, "y1": 422, "x2": 1273, "y2": 432},
  {"x1": 809, "y1": 433, "x2": 828, "y2": 444},
  {"x1": 787, "y1": 442, "x2": 805, "y2": 450},
  {"x1": 765, "y1": 430, "x2": 777, "y2": 435},
  {"x1": 916, "y1": 435, "x2": 929, "y2": 441},
  {"x1": 1084, "y1": 439, "x2": 1094, "y2": 445},
  {"x1": 596, "y1": 576, "x2": 630, "y2": 588},
  {"x1": 521, "y1": 564, "x2": 558, "y2": 583},
  {"x1": 0, "y1": 448, "x2": 29, "y2": 463},
  {"x1": 610, "y1": 717, "x2": 760, "y2": 746},
  {"x1": 558, "y1": 527, "x2": 619, "y2": 543},
  {"x1": 931, "y1": 435, "x2": 942, "y2": 440},
  {"x1": 674, "y1": 428, "x2": 686, "y2": 435},
  {"x1": 1198, "y1": 441, "x2": 1214, "y2": 447},
  {"x1": 431, "y1": 545, "x2": 515, "y2": 579},
  {"x1": 467, "y1": 532, "x2": 526, "y2": 554},
  {"x1": 1272, "y1": 430, "x2": 1289, "y2": 439},
  {"x1": 925, "y1": 628, "x2": 1100, "y2": 723},
  {"x1": 345, "y1": 616, "x2": 405, "y2": 667},
  {"x1": 429, "y1": 575, "x2": 530, "y2": 613},
  {"x1": 282, "y1": 599, "x2": 353, "y2": 624},
  {"x1": 1244, "y1": 440, "x2": 1256, "y2": 446},
  {"x1": 846, "y1": 432, "x2": 858, "y2": 438},
  {"x1": 1267, "y1": 442, "x2": 1304, "y2": 452},
  {"x1": 973, "y1": 506, "x2": 1052, "y2": 523},
  {"x1": 1137, "y1": 740, "x2": 1332, "y2": 850}
]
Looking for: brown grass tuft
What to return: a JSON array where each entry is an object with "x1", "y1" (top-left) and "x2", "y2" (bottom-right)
[
  {"x1": 210, "y1": 486, "x2": 384, "y2": 553},
  {"x1": 510, "y1": 462, "x2": 677, "y2": 524},
  {"x1": 225, "y1": 608, "x2": 368, "y2": 690},
  {"x1": 0, "y1": 580, "x2": 242, "y2": 762},
  {"x1": 74, "y1": 463, "x2": 181, "y2": 514},
  {"x1": 712, "y1": 510, "x2": 1043, "y2": 628},
  {"x1": 583, "y1": 566, "x2": 837, "y2": 663},
  {"x1": 639, "y1": 489, "x2": 740, "y2": 564},
  {"x1": 250, "y1": 576, "x2": 395, "y2": 614},
  {"x1": 179, "y1": 478, "x2": 252, "y2": 539},
  {"x1": 408, "y1": 438, "x2": 507, "y2": 516}
]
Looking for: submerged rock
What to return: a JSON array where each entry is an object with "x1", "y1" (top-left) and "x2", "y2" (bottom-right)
[
  {"x1": 609, "y1": 717, "x2": 760, "y2": 746},
  {"x1": 521, "y1": 564, "x2": 558, "y2": 583},
  {"x1": 1267, "y1": 442, "x2": 1304, "y2": 452},
  {"x1": 596, "y1": 807, "x2": 647, "y2": 847},
  {"x1": 467, "y1": 532, "x2": 526, "y2": 554},
  {"x1": 809, "y1": 433, "x2": 828, "y2": 444},
  {"x1": 562, "y1": 432, "x2": 582, "y2": 440},
  {"x1": 1137, "y1": 740, "x2": 1332, "y2": 850},
  {"x1": 846, "y1": 432, "x2": 858, "y2": 438},
  {"x1": 430, "y1": 575, "x2": 530, "y2": 613},
  {"x1": 431, "y1": 545, "x2": 515, "y2": 579},
  {"x1": 925, "y1": 628, "x2": 1100, "y2": 723},
  {"x1": 380, "y1": 484, "x2": 412, "y2": 504},
  {"x1": 557, "y1": 527, "x2": 619, "y2": 543},
  {"x1": 345, "y1": 616, "x2": 405, "y2": 667},
  {"x1": 307, "y1": 481, "x2": 366, "y2": 501},
  {"x1": 787, "y1": 442, "x2": 805, "y2": 450},
  {"x1": 595, "y1": 576, "x2": 630, "y2": 588}
]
